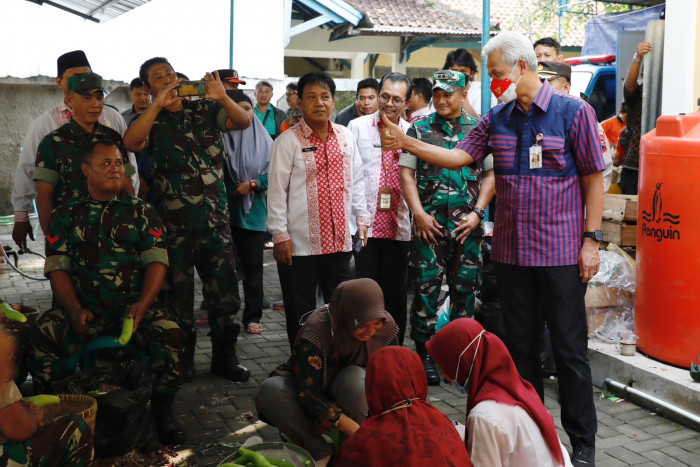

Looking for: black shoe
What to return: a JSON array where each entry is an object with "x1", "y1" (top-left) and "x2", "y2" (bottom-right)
[
  {"x1": 211, "y1": 354, "x2": 251, "y2": 382},
  {"x1": 151, "y1": 394, "x2": 187, "y2": 446},
  {"x1": 262, "y1": 298, "x2": 271, "y2": 309},
  {"x1": 415, "y1": 341, "x2": 441, "y2": 386},
  {"x1": 422, "y1": 354, "x2": 441, "y2": 386},
  {"x1": 210, "y1": 324, "x2": 251, "y2": 382},
  {"x1": 572, "y1": 445, "x2": 595, "y2": 467}
]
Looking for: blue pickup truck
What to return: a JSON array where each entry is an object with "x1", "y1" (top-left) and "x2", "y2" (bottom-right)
[{"x1": 566, "y1": 55, "x2": 617, "y2": 122}]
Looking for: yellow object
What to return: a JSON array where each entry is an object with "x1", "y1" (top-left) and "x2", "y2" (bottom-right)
[
  {"x1": 24, "y1": 395, "x2": 61, "y2": 407},
  {"x1": 0, "y1": 302, "x2": 27, "y2": 323},
  {"x1": 608, "y1": 182, "x2": 622, "y2": 194},
  {"x1": 118, "y1": 317, "x2": 134, "y2": 345}
]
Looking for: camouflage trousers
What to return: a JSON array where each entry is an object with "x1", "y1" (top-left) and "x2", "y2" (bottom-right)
[
  {"x1": 161, "y1": 224, "x2": 240, "y2": 340},
  {"x1": 30, "y1": 307, "x2": 184, "y2": 394},
  {"x1": 409, "y1": 215, "x2": 483, "y2": 343},
  {"x1": 0, "y1": 414, "x2": 94, "y2": 466}
]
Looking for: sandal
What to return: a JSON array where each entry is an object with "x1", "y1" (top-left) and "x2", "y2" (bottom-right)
[{"x1": 246, "y1": 322, "x2": 263, "y2": 334}]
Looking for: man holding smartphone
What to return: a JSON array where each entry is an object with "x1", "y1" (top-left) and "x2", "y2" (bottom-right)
[{"x1": 123, "y1": 57, "x2": 252, "y2": 383}]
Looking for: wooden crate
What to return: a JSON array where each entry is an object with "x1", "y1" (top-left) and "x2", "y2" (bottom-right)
[
  {"x1": 602, "y1": 219, "x2": 637, "y2": 246},
  {"x1": 603, "y1": 194, "x2": 638, "y2": 222}
]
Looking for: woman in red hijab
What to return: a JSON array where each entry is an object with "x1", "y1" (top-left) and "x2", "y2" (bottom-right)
[
  {"x1": 427, "y1": 318, "x2": 573, "y2": 467},
  {"x1": 257, "y1": 279, "x2": 399, "y2": 467},
  {"x1": 336, "y1": 346, "x2": 472, "y2": 466}
]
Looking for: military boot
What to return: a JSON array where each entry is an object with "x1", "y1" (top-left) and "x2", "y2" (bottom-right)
[
  {"x1": 150, "y1": 392, "x2": 187, "y2": 446},
  {"x1": 210, "y1": 324, "x2": 251, "y2": 382},
  {"x1": 415, "y1": 341, "x2": 441, "y2": 386}
]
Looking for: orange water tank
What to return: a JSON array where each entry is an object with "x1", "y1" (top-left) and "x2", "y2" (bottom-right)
[{"x1": 636, "y1": 112, "x2": 700, "y2": 368}]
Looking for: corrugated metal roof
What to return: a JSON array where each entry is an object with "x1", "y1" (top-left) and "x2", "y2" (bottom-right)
[{"x1": 26, "y1": 0, "x2": 152, "y2": 23}]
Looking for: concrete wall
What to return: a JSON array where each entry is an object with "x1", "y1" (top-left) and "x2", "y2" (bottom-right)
[{"x1": 0, "y1": 77, "x2": 130, "y2": 215}]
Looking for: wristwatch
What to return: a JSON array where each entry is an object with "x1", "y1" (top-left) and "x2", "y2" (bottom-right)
[
  {"x1": 633, "y1": 52, "x2": 643, "y2": 64},
  {"x1": 249, "y1": 179, "x2": 257, "y2": 190},
  {"x1": 473, "y1": 207, "x2": 486, "y2": 220},
  {"x1": 583, "y1": 230, "x2": 603, "y2": 242}
]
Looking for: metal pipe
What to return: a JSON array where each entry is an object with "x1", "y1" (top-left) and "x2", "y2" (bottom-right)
[
  {"x1": 229, "y1": 0, "x2": 235, "y2": 68},
  {"x1": 480, "y1": 0, "x2": 491, "y2": 117},
  {"x1": 604, "y1": 378, "x2": 700, "y2": 432}
]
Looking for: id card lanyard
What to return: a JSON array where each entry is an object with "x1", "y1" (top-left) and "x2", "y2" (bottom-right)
[
  {"x1": 378, "y1": 145, "x2": 396, "y2": 211},
  {"x1": 529, "y1": 132, "x2": 543, "y2": 170}
]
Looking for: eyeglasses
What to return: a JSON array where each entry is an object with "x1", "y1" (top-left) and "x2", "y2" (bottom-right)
[
  {"x1": 378, "y1": 94, "x2": 406, "y2": 105},
  {"x1": 285, "y1": 92, "x2": 297, "y2": 97}
]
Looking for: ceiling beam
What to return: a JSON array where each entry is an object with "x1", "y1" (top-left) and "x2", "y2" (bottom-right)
[{"x1": 289, "y1": 14, "x2": 332, "y2": 37}]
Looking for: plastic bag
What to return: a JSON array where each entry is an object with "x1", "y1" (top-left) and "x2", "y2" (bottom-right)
[
  {"x1": 435, "y1": 296, "x2": 450, "y2": 332},
  {"x1": 63, "y1": 360, "x2": 160, "y2": 457},
  {"x1": 588, "y1": 244, "x2": 637, "y2": 343},
  {"x1": 590, "y1": 244, "x2": 636, "y2": 291}
]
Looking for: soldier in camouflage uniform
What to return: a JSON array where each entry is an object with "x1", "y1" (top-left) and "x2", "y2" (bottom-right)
[
  {"x1": 33, "y1": 72, "x2": 135, "y2": 234},
  {"x1": 399, "y1": 70, "x2": 495, "y2": 384},
  {"x1": 30, "y1": 141, "x2": 187, "y2": 446},
  {"x1": 1, "y1": 329, "x2": 94, "y2": 466},
  {"x1": 123, "y1": 57, "x2": 252, "y2": 382}
]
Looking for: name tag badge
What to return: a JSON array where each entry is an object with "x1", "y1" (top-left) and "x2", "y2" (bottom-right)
[
  {"x1": 302, "y1": 146, "x2": 317, "y2": 153},
  {"x1": 378, "y1": 187, "x2": 394, "y2": 211},
  {"x1": 529, "y1": 144, "x2": 542, "y2": 169}
]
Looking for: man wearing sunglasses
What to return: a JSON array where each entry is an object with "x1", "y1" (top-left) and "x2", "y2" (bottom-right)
[{"x1": 399, "y1": 70, "x2": 495, "y2": 385}]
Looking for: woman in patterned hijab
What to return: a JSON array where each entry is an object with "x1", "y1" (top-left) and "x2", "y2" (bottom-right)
[{"x1": 257, "y1": 279, "x2": 398, "y2": 466}]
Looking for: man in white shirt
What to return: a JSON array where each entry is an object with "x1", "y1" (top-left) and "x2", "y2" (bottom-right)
[
  {"x1": 267, "y1": 71, "x2": 371, "y2": 348},
  {"x1": 347, "y1": 72, "x2": 412, "y2": 344},
  {"x1": 11, "y1": 50, "x2": 138, "y2": 250}
]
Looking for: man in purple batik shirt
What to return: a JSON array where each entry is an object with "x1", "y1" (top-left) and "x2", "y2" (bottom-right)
[{"x1": 380, "y1": 32, "x2": 605, "y2": 467}]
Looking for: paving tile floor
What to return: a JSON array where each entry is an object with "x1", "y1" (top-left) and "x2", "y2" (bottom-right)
[{"x1": 1, "y1": 227, "x2": 699, "y2": 466}]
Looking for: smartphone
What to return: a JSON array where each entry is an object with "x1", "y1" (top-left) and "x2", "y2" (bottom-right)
[{"x1": 178, "y1": 81, "x2": 207, "y2": 97}]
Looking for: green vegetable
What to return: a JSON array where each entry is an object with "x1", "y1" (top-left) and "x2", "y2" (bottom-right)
[
  {"x1": 237, "y1": 448, "x2": 275, "y2": 467},
  {"x1": 1, "y1": 302, "x2": 26, "y2": 323},
  {"x1": 304, "y1": 461, "x2": 312, "y2": 467},
  {"x1": 219, "y1": 464, "x2": 247, "y2": 467},
  {"x1": 266, "y1": 458, "x2": 294, "y2": 467},
  {"x1": 24, "y1": 395, "x2": 61, "y2": 407},
  {"x1": 118, "y1": 316, "x2": 134, "y2": 345}
]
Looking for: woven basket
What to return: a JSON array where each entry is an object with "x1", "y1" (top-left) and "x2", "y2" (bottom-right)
[{"x1": 42, "y1": 394, "x2": 98, "y2": 433}]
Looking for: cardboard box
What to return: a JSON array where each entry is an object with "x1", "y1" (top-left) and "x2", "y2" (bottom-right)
[
  {"x1": 602, "y1": 219, "x2": 637, "y2": 246},
  {"x1": 603, "y1": 194, "x2": 638, "y2": 222},
  {"x1": 585, "y1": 285, "x2": 634, "y2": 309}
]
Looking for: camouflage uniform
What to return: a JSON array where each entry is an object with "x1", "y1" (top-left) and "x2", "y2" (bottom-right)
[
  {"x1": 399, "y1": 110, "x2": 489, "y2": 343},
  {"x1": 0, "y1": 414, "x2": 94, "y2": 466},
  {"x1": 30, "y1": 191, "x2": 184, "y2": 394},
  {"x1": 145, "y1": 99, "x2": 240, "y2": 339},
  {"x1": 33, "y1": 118, "x2": 135, "y2": 206}
]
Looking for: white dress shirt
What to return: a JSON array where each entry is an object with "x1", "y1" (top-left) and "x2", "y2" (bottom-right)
[
  {"x1": 347, "y1": 111, "x2": 412, "y2": 241},
  {"x1": 267, "y1": 118, "x2": 370, "y2": 256}
]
